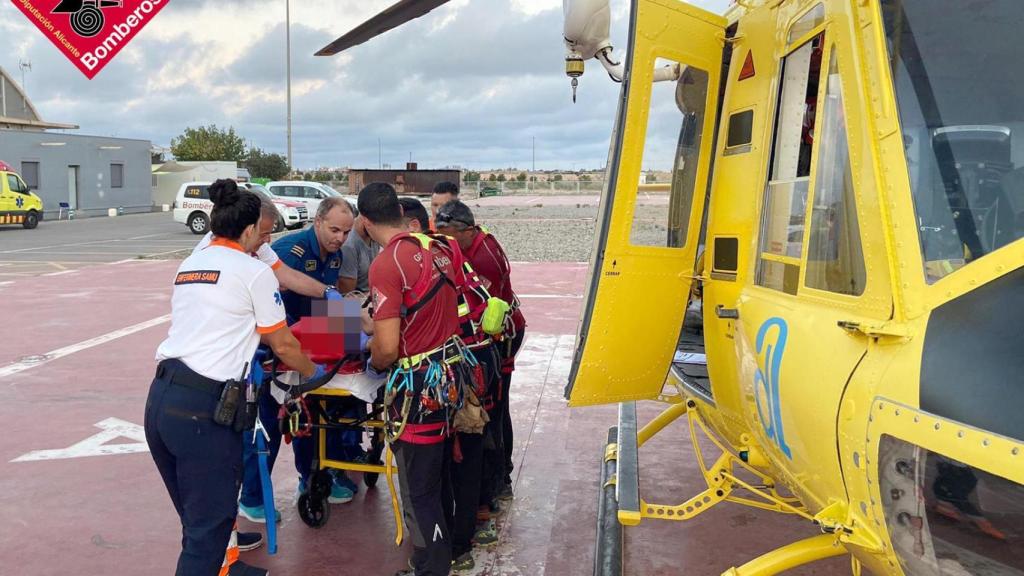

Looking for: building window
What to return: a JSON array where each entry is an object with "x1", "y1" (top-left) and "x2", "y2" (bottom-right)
[
  {"x1": 111, "y1": 164, "x2": 124, "y2": 188},
  {"x1": 21, "y1": 162, "x2": 40, "y2": 190}
]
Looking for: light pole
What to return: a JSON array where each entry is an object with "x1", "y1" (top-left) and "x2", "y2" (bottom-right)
[
  {"x1": 18, "y1": 59, "x2": 31, "y2": 116},
  {"x1": 532, "y1": 136, "x2": 536, "y2": 172},
  {"x1": 286, "y1": 0, "x2": 292, "y2": 171}
]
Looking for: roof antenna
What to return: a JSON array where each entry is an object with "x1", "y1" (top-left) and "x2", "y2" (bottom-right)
[{"x1": 18, "y1": 59, "x2": 32, "y2": 116}]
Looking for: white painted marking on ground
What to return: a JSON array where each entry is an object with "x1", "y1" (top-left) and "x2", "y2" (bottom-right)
[
  {"x1": 11, "y1": 418, "x2": 148, "y2": 462},
  {"x1": 0, "y1": 314, "x2": 171, "y2": 380},
  {"x1": 107, "y1": 259, "x2": 136, "y2": 265},
  {"x1": 43, "y1": 270, "x2": 78, "y2": 277}
]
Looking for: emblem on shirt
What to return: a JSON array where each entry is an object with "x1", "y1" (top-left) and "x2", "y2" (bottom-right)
[
  {"x1": 329, "y1": 258, "x2": 341, "y2": 269},
  {"x1": 174, "y1": 270, "x2": 220, "y2": 285},
  {"x1": 274, "y1": 291, "x2": 282, "y2": 306},
  {"x1": 305, "y1": 260, "x2": 317, "y2": 272},
  {"x1": 372, "y1": 287, "x2": 387, "y2": 311}
]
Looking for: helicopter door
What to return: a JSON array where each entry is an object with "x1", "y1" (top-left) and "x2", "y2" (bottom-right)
[{"x1": 566, "y1": 0, "x2": 726, "y2": 406}]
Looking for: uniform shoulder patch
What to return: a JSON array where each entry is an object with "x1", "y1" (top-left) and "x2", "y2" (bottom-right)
[
  {"x1": 175, "y1": 270, "x2": 221, "y2": 285},
  {"x1": 290, "y1": 244, "x2": 305, "y2": 258},
  {"x1": 305, "y1": 259, "x2": 318, "y2": 272}
]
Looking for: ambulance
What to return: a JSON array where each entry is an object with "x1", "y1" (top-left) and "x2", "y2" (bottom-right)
[{"x1": 0, "y1": 161, "x2": 43, "y2": 229}]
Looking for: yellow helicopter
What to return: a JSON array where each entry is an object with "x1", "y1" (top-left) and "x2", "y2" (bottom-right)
[{"x1": 317, "y1": 1, "x2": 1024, "y2": 575}]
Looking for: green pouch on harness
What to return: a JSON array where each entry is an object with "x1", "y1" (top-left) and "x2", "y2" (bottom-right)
[{"x1": 480, "y1": 297, "x2": 510, "y2": 336}]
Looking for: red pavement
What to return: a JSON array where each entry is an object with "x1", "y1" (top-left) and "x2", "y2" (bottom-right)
[{"x1": 0, "y1": 259, "x2": 842, "y2": 576}]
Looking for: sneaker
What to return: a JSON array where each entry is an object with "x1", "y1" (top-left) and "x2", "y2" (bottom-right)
[
  {"x1": 331, "y1": 470, "x2": 360, "y2": 495},
  {"x1": 474, "y1": 524, "x2": 499, "y2": 546},
  {"x1": 238, "y1": 502, "x2": 281, "y2": 525},
  {"x1": 227, "y1": 560, "x2": 269, "y2": 576},
  {"x1": 236, "y1": 532, "x2": 264, "y2": 552},
  {"x1": 451, "y1": 552, "x2": 475, "y2": 571},
  {"x1": 328, "y1": 483, "x2": 354, "y2": 504}
]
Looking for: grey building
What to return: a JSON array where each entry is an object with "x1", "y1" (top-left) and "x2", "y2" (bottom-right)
[{"x1": 0, "y1": 66, "x2": 152, "y2": 217}]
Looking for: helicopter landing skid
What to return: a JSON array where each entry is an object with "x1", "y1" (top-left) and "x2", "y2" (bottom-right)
[{"x1": 595, "y1": 388, "x2": 850, "y2": 576}]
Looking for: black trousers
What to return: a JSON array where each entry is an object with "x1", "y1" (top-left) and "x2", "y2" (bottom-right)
[
  {"x1": 392, "y1": 374, "x2": 453, "y2": 576},
  {"x1": 498, "y1": 331, "x2": 525, "y2": 485},
  {"x1": 145, "y1": 361, "x2": 241, "y2": 576}
]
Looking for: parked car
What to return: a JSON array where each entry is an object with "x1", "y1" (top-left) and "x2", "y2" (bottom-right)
[
  {"x1": 173, "y1": 181, "x2": 309, "y2": 235},
  {"x1": 239, "y1": 182, "x2": 309, "y2": 232},
  {"x1": 266, "y1": 181, "x2": 341, "y2": 215}
]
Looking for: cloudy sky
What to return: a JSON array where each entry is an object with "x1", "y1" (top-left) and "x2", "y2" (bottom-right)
[{"x1": 1, "y1": 0, "x2": 729, "y2": 170}]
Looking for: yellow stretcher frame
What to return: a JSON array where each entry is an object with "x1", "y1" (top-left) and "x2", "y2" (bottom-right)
[{"x1": 303, "y1": 387, "x2": 404, "y2": 546}]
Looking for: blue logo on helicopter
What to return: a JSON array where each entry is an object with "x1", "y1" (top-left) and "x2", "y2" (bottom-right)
[{"x1": 754, "y1": 317, "x2": 792, "y2": 459}]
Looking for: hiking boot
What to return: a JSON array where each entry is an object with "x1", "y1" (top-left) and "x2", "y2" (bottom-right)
[
  {"x1": 497, "y1": 481, "x2": 513, "y2": 501},
  {"x1": 474, "y1": 523, "x2": 499, "y2": 546},
  {"x1": 228, "y1": 560, "x2": 269, "y2": 576},
  {"x1": 238, "y1": 502, "x2": 281, "y2": 525},
  {"x1": 451, "y1": 552, "x2": 475, "y2": 571},
  {"x1": 236, "y1": 532, "x2": 264, "y2": 552}
]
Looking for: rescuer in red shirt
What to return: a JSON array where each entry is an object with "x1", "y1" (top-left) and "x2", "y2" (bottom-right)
[
  {"x1": 361, "y1": 183, "x2": 473, "y2": 576},
  {"x1": 434, "y1": 200, "x2": 526, "y2": 502}
]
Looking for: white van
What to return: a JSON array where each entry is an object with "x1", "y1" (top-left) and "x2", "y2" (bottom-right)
[
  {"x1": 266, "y1": 181, "x2": 341, "y2": 215},
  {"x1": 173, "y1": 182, "x2": 309, "y2": 235}
]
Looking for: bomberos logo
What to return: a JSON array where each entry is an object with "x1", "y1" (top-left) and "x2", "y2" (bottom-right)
[{"x1": 11, "y1": 0, "x2": 170, "y2": 79}]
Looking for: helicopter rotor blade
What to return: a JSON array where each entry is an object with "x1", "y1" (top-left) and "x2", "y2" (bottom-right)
[{"x1": 315, "y1": 0, "x2": 452, "y2": 56}]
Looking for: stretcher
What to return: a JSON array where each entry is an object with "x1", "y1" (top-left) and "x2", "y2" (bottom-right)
[{"x1": 264, "y1": 317, "x2": 405, "y2": 545}]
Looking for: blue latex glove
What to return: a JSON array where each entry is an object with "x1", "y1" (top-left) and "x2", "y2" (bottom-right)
[
  {"x1": 359, "y1": 332, "x2": 370, "y2": 351},
  {"x1": 365, "y1": 358, "x2": 388, "y2": 380},
  {"x1": 324, "y1": 287, "x2": 343, "y2": 301},
  {"x1": 305, "y1": 363, "x2": 328, "y2": 383}
]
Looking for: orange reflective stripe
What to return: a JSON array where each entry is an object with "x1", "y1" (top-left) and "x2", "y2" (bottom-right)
[
  {"x1": 270, "y1": 259, "x2": 283, "y2": 271},
  {"x1": 220, "y1": 525, "x2": 239, "y2": 575},
  {"x1": 256, "y1": 320, "x2": 286, "y2": 334}
]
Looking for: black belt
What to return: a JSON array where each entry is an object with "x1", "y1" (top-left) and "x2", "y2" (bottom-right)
[{"x1": 156, "y1": 358, "x2": 227, "y2": 397}]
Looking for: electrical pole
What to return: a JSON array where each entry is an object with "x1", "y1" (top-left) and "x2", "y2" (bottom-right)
[
  {"x1": 286, "y1": 0, "x2": 293, "y2": 171},
  {"x1": 532, "y1": 136, "x2": 536, "y2": 172},
  {"x1": 378, "y1": 138, "x2": 382, "y2": 169}
]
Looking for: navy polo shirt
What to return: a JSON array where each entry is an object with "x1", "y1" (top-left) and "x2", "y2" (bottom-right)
[{"x1": 271, "y1": 226, "x2": 343, "y2": 322}]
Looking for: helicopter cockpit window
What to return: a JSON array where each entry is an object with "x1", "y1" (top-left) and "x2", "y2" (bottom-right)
[
  {"x1": 878, "y1": 435, "x2": 1024, "y2": 575},
  {"x1": 805, "y1": 50, "x2": 866, "y2": 296},
  {"x1": 881, "y1": 0, "x2": 1024, "y2": 283},
  {"x1": 629, "y1": 60, "x2": 709, "y2": 249},
  {"x1": 756, "y1": 34, "x2": 824, "y2": 295}
]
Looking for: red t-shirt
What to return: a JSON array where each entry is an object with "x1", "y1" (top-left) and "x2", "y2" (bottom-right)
[
  {"x1": 466, "y1": 232, "x2": 526, "y2": 331},
  {"x1": 370, "y1": 235, "x2": 461, "y2": 358}
]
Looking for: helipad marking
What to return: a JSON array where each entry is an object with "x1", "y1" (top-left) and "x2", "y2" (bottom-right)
[
  {"x1": 12, "y1": 417, "x2": 148, "y2": 462},
  {"x1": 0, "y1": 314, "x2": 171, "y2": 380}
]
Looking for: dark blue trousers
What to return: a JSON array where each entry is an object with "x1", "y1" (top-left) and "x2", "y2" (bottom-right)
[
  {"x1": 145, "y1": 367, "x2": 241, "y2": 576},
  {"x1": 240, "y1": 387, "x2": 283, "y2": 508}
]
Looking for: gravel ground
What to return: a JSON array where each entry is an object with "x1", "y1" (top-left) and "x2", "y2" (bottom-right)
[
  {"x1": 147, "y1": 196, "x2": 669, "y2": 263},
  {"x1": 466, "y1": 200, "x2": 668, "y2": 262}
]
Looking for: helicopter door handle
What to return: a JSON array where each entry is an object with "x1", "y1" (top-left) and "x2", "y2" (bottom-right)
[{"x1": 715, "y1": 305, "x2": 739, "y2": 319}]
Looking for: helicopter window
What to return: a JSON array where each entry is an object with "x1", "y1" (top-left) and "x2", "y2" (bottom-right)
[
  {"x1": 787, "y1": 4, "x2": 824, "y2": 45},
  {"x1": 726, "y1": 110, "x2": 754, "y2": 151},
  {"x1": 878, "y1": 435, "x2": 1024, "y2": 575},
  {"x1": 805, "y1": 51, "x2": 866, "y2": 296},
  {"x1": 629, "y1": 61, "x2": 709, "y2": 249},
  {"x1": 881, "y1": 0, "x2": 1024, "y2": 283},
  {"x1": 756, "y1": 34, "x2": 824, "y2": 295}
]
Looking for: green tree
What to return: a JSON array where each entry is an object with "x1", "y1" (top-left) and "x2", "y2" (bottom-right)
[
  {"x1": 245, "y1": 148, "x2": 290, "y2": 180},
  {"x1": 463, "y1": 171, "x2": 480, "y2": 182},
  {"x1": 580, "y1": 174, "x2": 592, "y2": 182},
  {"x1": 516, "y1": 172, "x2": 527, "y2": 182},
  {"x1": 497, "y1": 173, "x2": 507, "y2": 182},
  {"x1": 171, "y1": 125, "x2": 247, "y2": 161},
  {"x1": 552, "y1": 173, "x2": 563, "y2": 181},
  {"x1": 644, "y1": 171, "x2": 657, "y2": 184},
  {"x1": 488, "y1": 173, "x2": 497, "y2": 182}
]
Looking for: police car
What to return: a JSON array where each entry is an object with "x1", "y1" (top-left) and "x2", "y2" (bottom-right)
[
  {"x1": 173, "y1": 181, "x2": 309, "y2": 234},
  {"x1": 0, "y1": 161, "x2": 44, "y2": 229}
]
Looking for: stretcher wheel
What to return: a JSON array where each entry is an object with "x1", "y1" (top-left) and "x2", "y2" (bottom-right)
[{"x1": 297, "y1": 493, "x2": 330, "y2": 528}]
